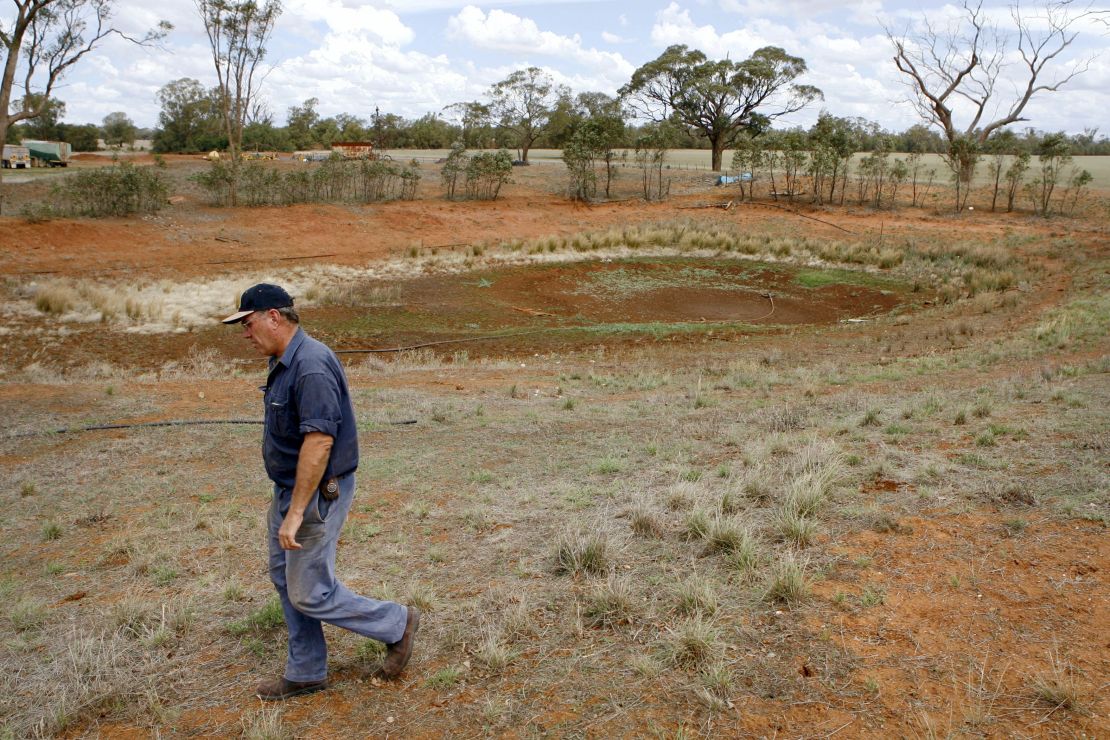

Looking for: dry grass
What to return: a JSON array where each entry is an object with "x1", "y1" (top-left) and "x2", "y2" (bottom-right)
[
  {"x1": 554, "y1": 528, "x2": 611, "y2": 576},
  {"x1": 1, "y1": 210, "x2": 1106, "y2": 737},
  {"x1": 763, "y1": 554, "x2": 811, "y2": 605}
]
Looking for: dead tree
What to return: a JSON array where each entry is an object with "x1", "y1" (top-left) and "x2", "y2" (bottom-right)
[{"x1": 888, "y1": 1, "x2": 1102, "y2": 211}]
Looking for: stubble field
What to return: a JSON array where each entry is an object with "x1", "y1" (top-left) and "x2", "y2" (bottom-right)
[{"x1": 0, "y1": 156, "x2": 1107, "y2": 738}]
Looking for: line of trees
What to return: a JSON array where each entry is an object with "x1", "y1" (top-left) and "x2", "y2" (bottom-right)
[
  {"x1": 132, "y1": 75, "x2": 1110, "y2": 159},
  {"x1": 722, "y1": 116, "x2": 1093, "y2": 217},
  {"x1": 4, "y1": 102, "x2": 148, "y2": 151}
]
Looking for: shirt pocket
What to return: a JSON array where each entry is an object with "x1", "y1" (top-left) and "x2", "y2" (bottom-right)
[{"x1": 266, "y1": 393, "x2": 296, "y2": 438}]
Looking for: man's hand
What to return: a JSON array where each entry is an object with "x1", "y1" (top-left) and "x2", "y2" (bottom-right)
[
  {"x1": 278, "y1": 510, "x2": 304, "y2": 550},
  {"x1": 280, "y1": 432, "x2": 334, "y2": 551}
]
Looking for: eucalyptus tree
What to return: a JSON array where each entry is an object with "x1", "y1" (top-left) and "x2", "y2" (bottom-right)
[
  {"x1": 197, "y1": 0, "x2": 281, "y2": 205},
  {"x1": 154, "y1": 78, "x2": 223, "y2": 152},
  {"x1": 0, "y1": 0, "x2": 169, "y2": 210},
  {"x1": 620, "y1": 44, "x2": 820, "y2": 172},
  {"x1": 487, "y1": 67, "x2": 567, "y2": 163}
]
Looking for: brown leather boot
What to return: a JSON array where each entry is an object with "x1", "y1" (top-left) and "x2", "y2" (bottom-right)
[
  {"x1": 377, "y1": 606, "x2": 421, "y2": 679},
  {"x1": 255, "y1": 676, "x2": 328, "y2": 701}
]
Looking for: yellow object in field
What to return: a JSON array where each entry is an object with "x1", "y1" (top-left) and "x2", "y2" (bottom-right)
[{"x1": 206, "y1": 151, "x2": 221, "y2": 161}]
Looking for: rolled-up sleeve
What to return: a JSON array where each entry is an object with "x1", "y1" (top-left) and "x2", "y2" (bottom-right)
[{"x1": 296, "y1": 371, "x2": 342, "y2": 438}]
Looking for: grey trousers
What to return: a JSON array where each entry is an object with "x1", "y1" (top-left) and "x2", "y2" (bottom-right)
[{"x1": 267, "y1": 473, "x2": 408, "y2": 682}]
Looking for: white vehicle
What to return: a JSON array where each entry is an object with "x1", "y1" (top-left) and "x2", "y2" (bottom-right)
[{"x1": 2, "y1": 145, "x2": 31, "y2": 169}]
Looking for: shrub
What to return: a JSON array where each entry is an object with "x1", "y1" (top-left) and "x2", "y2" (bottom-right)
[
  {"x1": 55, "y1": 162, "x2": 168, "y2": 217},
  {"x1": 441, "y1": 140, "x2": 468, "y2": 199},
  {"x1": 193, "y1": 157, "x2": 420, "y2": 207},
  {"x1": 464, "y1": 149, "x2": 513, "y2": 201}
]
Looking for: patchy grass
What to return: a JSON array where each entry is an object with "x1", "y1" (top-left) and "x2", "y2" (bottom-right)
[{"x1": 0, "y1": 213, "x2": 1105, "y2": 737}]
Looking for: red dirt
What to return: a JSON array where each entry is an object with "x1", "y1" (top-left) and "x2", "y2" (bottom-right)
[{"x1": 4, "y1": 162, "x2": 1107, "y2": 738}]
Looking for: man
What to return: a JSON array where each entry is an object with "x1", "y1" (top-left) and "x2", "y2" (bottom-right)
[{"x1": 222, "y1": 283, "x2": 420, "y2": 701}]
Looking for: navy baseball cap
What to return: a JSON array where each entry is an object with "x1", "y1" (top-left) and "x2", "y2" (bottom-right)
[{"x1": 222, "y1": 283, "x2": 294, "y2": 324}]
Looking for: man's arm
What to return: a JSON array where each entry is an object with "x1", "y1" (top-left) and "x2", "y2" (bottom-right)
[{"x1": 277, "y1": 431, "x2": 334, "y2": 550}]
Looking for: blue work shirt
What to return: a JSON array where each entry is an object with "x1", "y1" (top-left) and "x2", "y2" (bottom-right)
[{"x1": 262, "y1": 327, "x2": 358, "y2": 488}]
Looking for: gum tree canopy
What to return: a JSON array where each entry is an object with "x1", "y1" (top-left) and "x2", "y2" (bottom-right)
[{"x1": 620, "y1": 44, "x2": 821, "y2": 171}]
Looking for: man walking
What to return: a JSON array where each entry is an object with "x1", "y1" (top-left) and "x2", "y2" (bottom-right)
[{"x1": 223, "y1": 283, "x2": 420, "y2": 700}]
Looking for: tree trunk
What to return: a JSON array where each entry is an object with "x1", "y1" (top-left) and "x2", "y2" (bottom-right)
[
  {"x1": 710, "y1": 139, "x2": 724, "y2": 172},
  {"x1": 0, "y1": 121, "x2": 7, "y2": 214}
]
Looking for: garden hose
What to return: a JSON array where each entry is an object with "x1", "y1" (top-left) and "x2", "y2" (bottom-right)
[{"x1": 7, "y1": 418, "x2": 416, "y2": 440}]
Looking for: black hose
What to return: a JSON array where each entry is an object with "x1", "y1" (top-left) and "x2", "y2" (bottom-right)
[
  {"x1": 6, "y1": 418, "x2": 417, "y2": 440},
  {"x1": 335, "y1": 329, "x2": 554, "y2": 354}
]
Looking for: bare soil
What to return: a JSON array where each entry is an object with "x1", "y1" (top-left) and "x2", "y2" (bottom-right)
[{"x1": 0, "y1": 158, "x2": 1106, "y2": 738}]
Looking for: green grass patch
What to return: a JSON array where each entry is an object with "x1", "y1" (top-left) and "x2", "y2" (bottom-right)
[{"x1": 228, "y1": 596, "x2": 285, "y2": 636}]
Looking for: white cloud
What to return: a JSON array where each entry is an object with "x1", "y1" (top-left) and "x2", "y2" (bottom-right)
[
  {"x1": 31, "y1": 0, "x2": 1109, "y2": 134},
  {"x1": 446, "y1": 6, "x2": 634, "y2": 83},
  {"x1": 651, "y1": 3, "x2": 770, "y2": 58},
  {"x1": 720, "y1": 0, "x2": 883, "y2": 26},
  {"x1": 283, "y1": 0, "x2": 414, "y2": 46}
]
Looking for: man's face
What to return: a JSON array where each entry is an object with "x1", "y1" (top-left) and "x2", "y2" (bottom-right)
[{"x1": 241, "y1": 309, "x2": 282, "y2": 356}]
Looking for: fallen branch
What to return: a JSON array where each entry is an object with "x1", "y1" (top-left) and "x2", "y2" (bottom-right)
[
  {"x1": 746, "y1": 201, "x2": 856, "y2": 234},
  {"x1": 678, "y1": 200, "x2": 734, "y2": 211}
]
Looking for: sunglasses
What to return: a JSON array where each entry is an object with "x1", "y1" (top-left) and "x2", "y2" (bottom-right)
[{"x1": 242, "y1": 312, "x2": 269, "y2": 331}]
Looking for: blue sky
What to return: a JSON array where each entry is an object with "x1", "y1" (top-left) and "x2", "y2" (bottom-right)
[{"x1": 21, "y1": 0, "x2": 1110, "y2": 135}]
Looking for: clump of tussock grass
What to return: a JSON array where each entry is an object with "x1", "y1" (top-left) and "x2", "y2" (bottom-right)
[
  {"x1": 763, "y1": 554, "x2": 811, "y2": 605},
  {"x1": 241, "y1": 705, "x2": 294, "y2": 740},
  {"x1": 763, "y1": 405, "x2": 808, "y2": 433},
  {"x1": 787, "y1": 439, "x2": 844, "y2": 479},
  {"x1": 704, "y1": 515, "x2": 753, "y2": 555},
  {"x1": 673, "y1": 576, "x2": 718, "y2": 617},
  {"x1": 669, "y1": 617, "x2": 721, "y2": 668},
  {"x1": 34, "y1": 283, "x2": 79, "y2": 315},
  {"x1": 629, "y1": 500, "x2": 665, "y2": 538},
  {"x1": 717, "y1": 488, "x2": 742, "y2": 515},
  {"x1": 473, "y1": 627, "x2": 518, "y2": 672},
  {"x1": 667, "y1": 480, "x2": 700, "y2": 511},
  {"x1": 698, "y1": 660, "x2": 735, "y2": 701},
  {"x1": 402, "y1": 580, "x2": 438, "y2": 613},
  {"x1": 554, "y1": 528, "x2": 611, "y2": 576},
  {"x1": 683, "y1": 508, "x2": 712, "y2": 541},
  {"x1": 774, "y1": 507, "x2": 819, "y2": 547},
  {"x1": 226, "y1": 595, "x2": 285, "y2": 636},
  {"x1": 1028, "y1": 653, "x2": 1083, "y2": 711},
  {"x1": 738, "y1": 471, "x2": 773, "y2": 504},
  {"x1": 31, "y1": 278, "x2": 165, "y2": 324},
  {"x1": 9, "y1": 597, "x2": 49, "y2": 632},
  {"x1": 107, "y1": 598, "x2": 156, "y2": 638},
  {"x1": 584, "y1": 577, "x2": 636, "y2": 627},
  {"x1": 782, "y1": 467, "x2": 838, "y2": 518},
  {"x1": 21, "y1": 628, "x2": 144, "y2": 737},
  {"x1": 723, "y1": 533, "x2": 763, "y2": 576}
]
